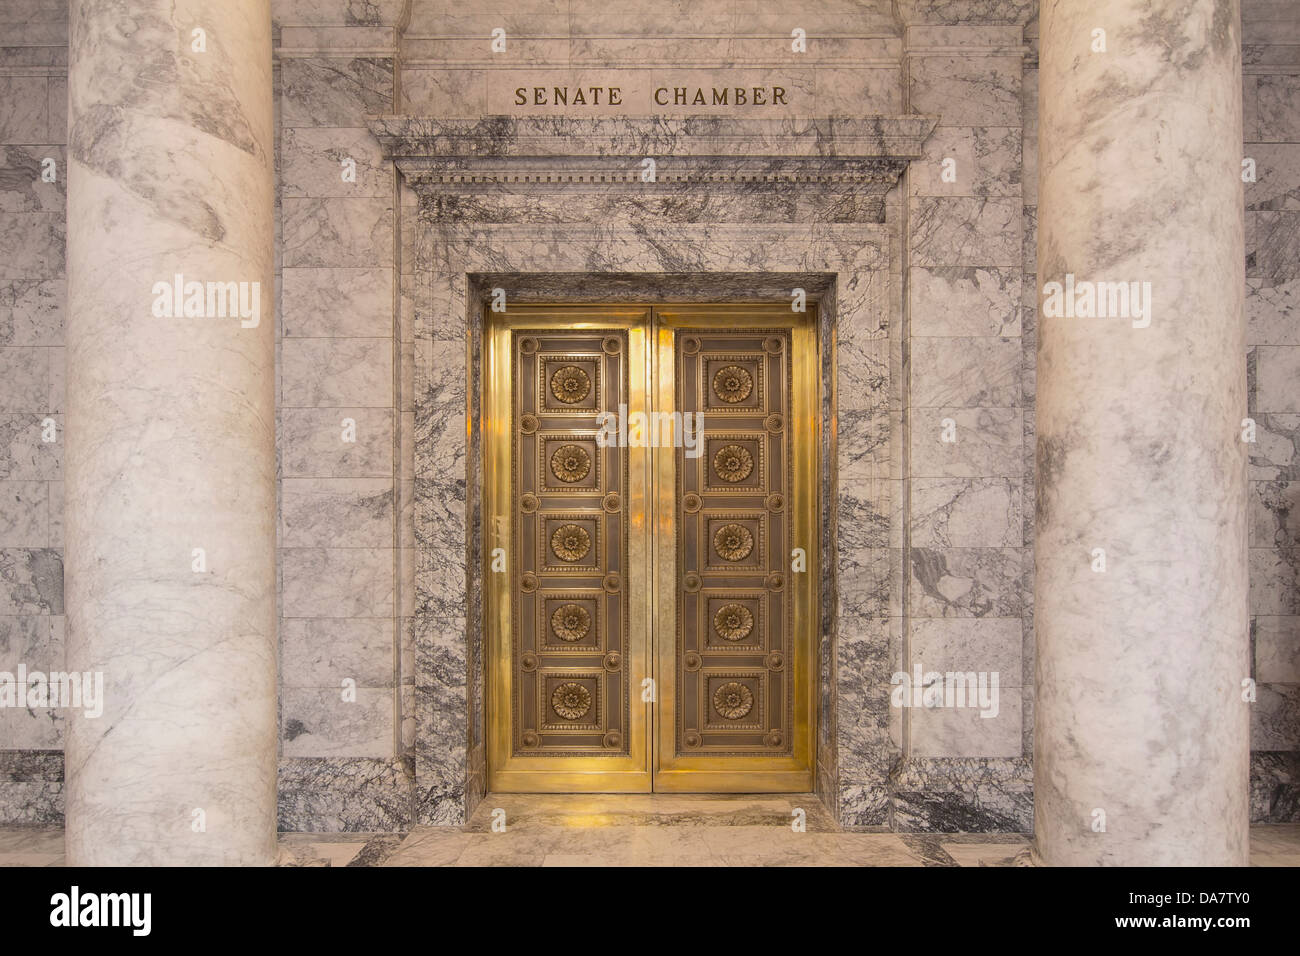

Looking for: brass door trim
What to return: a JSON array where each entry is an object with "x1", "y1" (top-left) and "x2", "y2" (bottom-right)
[{"x1": 484, "y1": 303, "x2": 820, "y2": 793}]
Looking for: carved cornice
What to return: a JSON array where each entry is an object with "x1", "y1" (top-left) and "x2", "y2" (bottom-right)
[{"x1": 368, "y1": 115, "x2": 938, "y2": 224}]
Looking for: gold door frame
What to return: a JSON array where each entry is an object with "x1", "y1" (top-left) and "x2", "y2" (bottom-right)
[{"x1": 484, "y1": 303, "x2": 819, "y2": 793}]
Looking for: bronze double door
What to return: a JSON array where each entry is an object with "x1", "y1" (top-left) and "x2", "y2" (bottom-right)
[{"x1": 485, "y1": 304, "x2": 818, "y2": 792}]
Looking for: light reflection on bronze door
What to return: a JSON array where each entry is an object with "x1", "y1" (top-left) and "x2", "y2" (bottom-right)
[{"x1": 485, "y1": 304, "x2": 817, "y2": 792}]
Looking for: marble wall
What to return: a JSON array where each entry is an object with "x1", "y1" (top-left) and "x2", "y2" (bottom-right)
[
  {"x1": 274, "y1": 11, "x2": 412, "y2": 831},
  {"x1": 0, "y1": 0, "x2": 67, "y2": 825},
  {"x1": 889, "y1": 6, "x2": 1034, "y2": 831},
  {"x1": 1243, "y1": 0, "x2": 1300, "y2": 822},
  {"x1": 0, "y1": 0, "x2": 1296, "y2": 833}
]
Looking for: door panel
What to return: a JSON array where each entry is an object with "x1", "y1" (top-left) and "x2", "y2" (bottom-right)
[
  {"x1": 653, "y1": 308, "x2": 817, "y2": 791},
  {"x1": 486, "y1": 309, "x2": 653, "y2": 792},
  {"x1": 485, "y1": 304, "x2": 816, "y2": 793}
]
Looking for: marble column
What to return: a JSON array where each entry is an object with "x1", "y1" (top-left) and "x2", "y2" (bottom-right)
[
  {"x1": 64, "y1": 1, "x2": 277, "y2": 865},
  {"x1": 1034, "y1": 0, "x2": 1250, "y2": 865}
]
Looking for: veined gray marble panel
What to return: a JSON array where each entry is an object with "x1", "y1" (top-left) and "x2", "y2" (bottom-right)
[
  {"x1": 909, "y1": 615, "x2": 1022, "y2": 676},
  {"x1": 400, "y1": 69, "x2": 486, "y2": 118},
  {"x1": 1252, "y1": 684, "x2": 1300, "y2": 751},
  {"x1": 910, "y1": 336, "x2": 1020, "y2": 407},
  {"x1": 1256, "y1": 346, "x2": 1300, "y2": 412},
  {"x1": 909, "y1": 56, "x2": 1022, "y2": 127},
  {"x1": 0, "y1": 548, "x2": 62, "y2": 615},
  {"x1": 1246, "y1": 211, "x2": 1300, "y2": 286},
  {"x1": 910, "y1": 696, "x2": 1022, "y2": 758},
  {"x1": 0, "y1": 749, "x2": 63, "y2": 827},
  {"x1": 0, "y1": 213, "x2": 63, "y2": 281},
  {"x1": 281, "y1": 547, "x2": 394, "y2": 618},
  {"x1": 0, "y1": 696, "x2": 61, "y2": 748},
  {"x1": 911, "y1": 407, "x2": 1022, "y2": 477},
  {"x1": 899, "y1": 1, "x2": 1035, "y2": 26},
  {"x1": 1251, "y1": 751, "x2": 1300, "y2": 823},
  {"x1": 0, "y1": 414, "x2": 62, "y2": 482},
  {"x1": 282, "y1": 617, "x2": 395, "y2": 688},
  {"x1": 910, "y1": 266, "x2": 1021, "y2": 336},
  {"x1": 1250, "y1": 548, "x2": 1300, "y2": 616},
  {"x1": 911, "y1": 477, "x2": 1022, "y2": 548},
  {"x1": 1248, "y1": 413, "x2": 1299, "y2": 481},
  {"x1": 1244, "y1": 144, "x2": 1300, "y2": 212},
  {"x1": 281, "y1": 337, "x2": 393, "y2": 407},
  {"x1": 1255, "y1": 615, "x2": 1300, "y2": 684},
  {"x1": 277, "y1": 756, "x2": 412, "y2": 832},
  {"x1": 0, "y1": 77, "x2": 48, "y2": 144},
  {"x1": 281, "y1": 477, "x2": 394, "y2": 548},
  {"x1": 279, "y1": 57, "x2": 394, "y2": 128},
  {"x1": 910, "y1": 548, "x2": 1027, "y2": 618},
  {"x1": 283, "y1": 267, "x2": 393, "y2": 338},
  {"x1": 0, "y1": 481, "x2": 49, "y2": 547},
  {"x1": 282, "y1": 197, "x2": 394, "y2": 268},
  {"x1": 1021, "y1": 202, "x2": 1036, "y2": 275},
  {"x1": 280, "y1": 407, "x2": 393, "y2": 478},
  {"x1": 1248, "y1": 278, "x2": 1300, "y2": 346},
  {"x1": 1251, "y1": 480, "x2": 1300, "y2": 548},
  {"x1": 0, "y1": 611, "x2": 61, "y2": 668},
  {"x1": 888, "y1": 756, "x2": 1032, "y2": 832},
  {"x1": 1252, "y1": 75, "x2": 1300, "y2": 143},
  {"x1": 0, "y1": 278, "x2": 64, "y2": 347},
  {"x1": 282, "y1": 127, "x2": 391, "y2": 198},
  {"x1": 910, "y1": 196, "x2": 1020, "y2": 267},
  {"x1": 0, "y1": 146, "x2": 65, "y2": 213},
  {"x1": 282, "y1": 687, "x2": 394, "y2": 757},
  {"x1": 909, "y1": 126, "x2": 1021, "y2": 198}
]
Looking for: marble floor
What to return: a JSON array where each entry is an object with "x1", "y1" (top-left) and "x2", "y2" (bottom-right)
[{"x1": 3, "y1": 796, "x2": 1298, "y2": 867}]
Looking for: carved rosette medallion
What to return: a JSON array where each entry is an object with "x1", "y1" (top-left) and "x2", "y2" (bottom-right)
[
  {"x1": 712, "y1": 365, "x2": 753, "y2": 404},
  {"x1": 550, "y1": 443, "x2": 592, "y2": 483},
  {"x1": 551, "y1": 682, "x2": 592, "y2": 720},
  {"x1": 551, "y1": 524, "x2": 592, "y2": 563},
  {"x1": 550, "y1": 365, "x2": 592, "y2": 404},
  {"x1": 713, "y1": 682, "x2": 754, "y2": 721},
  {"x1": 713, "y1": 603, "x2": 755, "y2": 642},
  {"x1": 550, "y1": 603, "x2": 591, "y2": 643},
  {"x1": 713, "y1": 444, "x2": 754, "y2": 483},
  {"x1": 713, "y1": 523, "x2": 754, "y2": 562}
]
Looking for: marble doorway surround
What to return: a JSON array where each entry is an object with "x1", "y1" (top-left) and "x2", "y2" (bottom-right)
[{"x1": 368, "y1": 115, "x2": 936, "y2": 826}]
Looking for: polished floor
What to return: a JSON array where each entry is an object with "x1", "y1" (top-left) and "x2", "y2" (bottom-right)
[{"x1": 3, "y1": 796, "x2": 1298, "y2": 867}]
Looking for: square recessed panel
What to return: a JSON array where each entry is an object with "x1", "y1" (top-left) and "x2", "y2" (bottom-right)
[
  {"x1": 540, "y1": 514, "x2": 601, "y2": 572},
  {"x1": 540, "y1": 672, "x2": 603, "y2": 731},
  {"x1": 540, "y1": 594, "x2": 601, "y2": 650},
  {"x1": 703, "y1": 434, "x2": 764, "y2": 491},
  {"x1": 703, "y1": 514, "x2": 765, "y2": 570},
  {"x1": 540, "y1": 356, "x2": 601, "y2": 412},
  {"x1": 540, "y1": 435, "x2": 600, "y2": 491},
  {"x1": 703, "y1": 356, "x2": 762, "y2": 411},
  {"x1": 702, "y1": 594, "x2": 765, "y2": 650},
  {"x1": 702, "y1": 671, "x2": 765, "y2": 731}
]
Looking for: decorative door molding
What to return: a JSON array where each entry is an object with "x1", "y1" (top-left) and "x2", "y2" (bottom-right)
[{"x1": 369, "y1": 114, "x2": 937, "y2": 223}]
